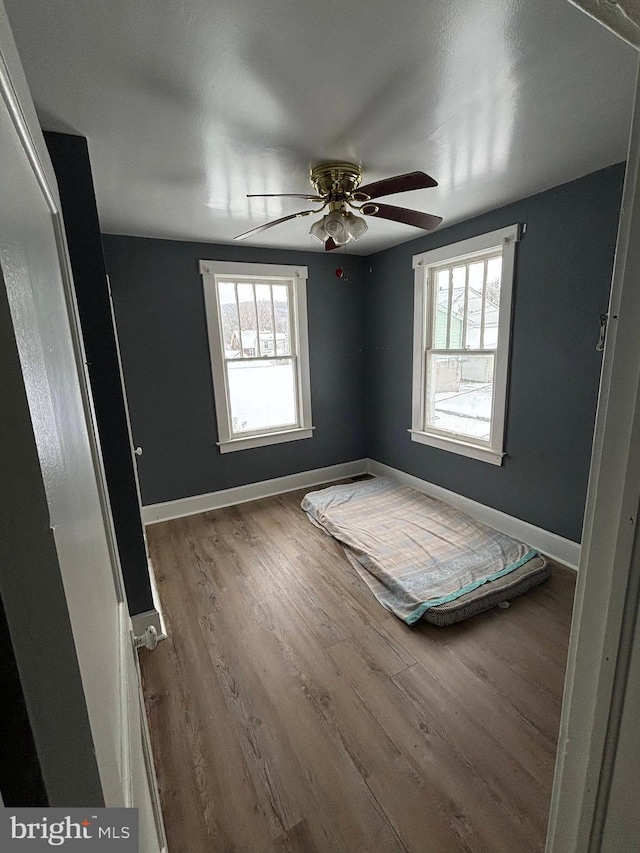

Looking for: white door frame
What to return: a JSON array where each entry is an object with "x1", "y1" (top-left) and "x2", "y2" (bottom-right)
[
  {"x1": 0, "y1": 4, "x2": 167, "y2": 847},
  {"x1": 0, "y1": 0, "x2": 125, "y2": 609},
  {"x1": 547, "y1": 9, "x2": 640, "y2": 849},
  {"x1": 106, "y1": 276, "x2": 166, "y2": 641}
]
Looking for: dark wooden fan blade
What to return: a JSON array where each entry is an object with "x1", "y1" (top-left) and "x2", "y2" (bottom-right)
[
  {"x1": 234, "y1": 210, "x2": 313, "y2": 240},
  {"x1": 354, "y1": 171, "x2": 438, "y2": 201},
  {"x1": 247, "y1": 193, "x2": 324, "y2": 201},
  {"x1": 325, "y1": 237, "x2": 338, "y2": 251},
  {"x1": 361, "y1": 202, "x2": 442, "y2": 231}
]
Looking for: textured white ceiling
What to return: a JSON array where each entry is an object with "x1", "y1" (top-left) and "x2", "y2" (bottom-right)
[{"x1": 4, "y1": 0, "x2": 637, "y2": 254}]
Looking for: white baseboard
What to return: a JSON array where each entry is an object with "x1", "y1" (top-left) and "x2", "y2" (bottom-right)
[
  {"x1": 146, "y1": 557, "x2": 167, "y2": 639},
  {"x1": 140, "y1": 455, "x2": 580, "y2": 569},
  {"x1": 366, "y1": 459, "x2": 581, "y2": 569},
  {"x1": 141, "y1": 459, "x2": 368, "y2": 525}
]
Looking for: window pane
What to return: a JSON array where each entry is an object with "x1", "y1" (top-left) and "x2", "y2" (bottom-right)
[
  {"x1": 255, "y1": 283, "x2": 274, "y2": 354},
  {"x1": 465, "y1": 262, "x2": 484, "y2": 349},
  {"x1": 272, "y1": 284, "x2": 291, "y2": 355},
  {"x1": 450, "y1": 266, "x2": 465, "y2": 348},
  {"x1": 237, "y1": 283, "x2": 258, "y2": 356},
  {"x1": 483, "y1": 257, "x2": 502, "y2": 350},
  {"x1": 218, "y1": 281, "x2": 240, "y2": 357},
  {"x1": 227, "y1": 358, "x2": 297, "y2": 433},
  {"x1": 433, "y1": 269, "x2": 450, "y2": 348},
  {"x1": 426, "y1": 352, "x2": 495, "y2": 441}
]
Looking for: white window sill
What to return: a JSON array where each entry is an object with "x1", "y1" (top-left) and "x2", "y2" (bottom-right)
[
  {"x1": 409, "y1": 429, "x2": 505, "y2": 466},
  {"x1": 217, "y1": 426, "x2": 314, "y2": 454}
]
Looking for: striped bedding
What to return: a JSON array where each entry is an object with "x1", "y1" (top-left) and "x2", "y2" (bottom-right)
[{"x1": 301, "y1": 477, "x2": 538, "y2": 624}]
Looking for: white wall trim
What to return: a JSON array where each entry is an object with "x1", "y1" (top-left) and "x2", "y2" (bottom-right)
[
  {"x1": 412, "y1": 222, "x2": 521, "y2": 269},
  {"x1": 141, "y1": 459, "x2": 368, "y2": 524},
  {"x1": 366, "y1": 459, "x2": 581, "y2": 569},
  {"x1": 218, "y1": 426, "x2": 314, "y2": 454},
  {"x1": 409, "y1": 429, "x2": 505, "y2": 465}
]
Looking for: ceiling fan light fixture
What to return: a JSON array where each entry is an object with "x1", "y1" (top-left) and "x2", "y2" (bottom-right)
[
  {"x1": 309, "y1": 209, "x2": 368, "y2": 247},
  {"x1": 344, "y1": 211, "x2": 368, "y2": 241},
  {"x1": 309, "y1": 217, "x2": 327, "y2": 243},
  {"x1": 323, "y1": 210, "x2": 350, "y2": 244},
  {"x1": 309, "y1": 211, "x2": 350, "y2": 246}
]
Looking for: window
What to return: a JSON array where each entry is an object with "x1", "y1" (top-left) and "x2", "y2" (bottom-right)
[
  {"x1": 200, "y1": 260, "x2": 313, "y2": 453},
  {"x1": 410, "y1": 224, "x2": 520, "y2": 465}
]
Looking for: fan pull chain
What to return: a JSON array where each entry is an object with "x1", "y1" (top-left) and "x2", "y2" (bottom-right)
[{"x1": 335, "y1": 243, "x2": 349, "y2": 280}]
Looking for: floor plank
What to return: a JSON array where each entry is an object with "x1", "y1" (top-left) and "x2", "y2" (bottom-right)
[{"x1": 142, "y1": 482, "x2": 575, "y2": 853}]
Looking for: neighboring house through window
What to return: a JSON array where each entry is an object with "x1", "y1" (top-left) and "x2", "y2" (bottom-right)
[
  {"x1": 200, "y1": 260, "x2": 313, "y2": 453},
  {"x1": 410, "y1": 224, "x2": 520, "y2": 465}
]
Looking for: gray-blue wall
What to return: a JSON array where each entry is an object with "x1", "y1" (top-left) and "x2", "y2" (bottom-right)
[
  {"x1": 102, "y1": 236, "x2": 367, "y2": 505},
  {"x1": 103, "y1": 163, "x2": 623, "y2": 543},
  {"x1": 365, "y1": 163, "x2": 624, "y2": 543}
]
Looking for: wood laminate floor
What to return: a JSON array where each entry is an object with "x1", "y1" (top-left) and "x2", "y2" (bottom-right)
[{"x1": 141, "y1": 483, "x2": 576, "y2": 853}]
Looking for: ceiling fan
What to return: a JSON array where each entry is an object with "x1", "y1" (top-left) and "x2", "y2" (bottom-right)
[{"x1": 235, "y1": 161, "x2": 443, "y2": 250}]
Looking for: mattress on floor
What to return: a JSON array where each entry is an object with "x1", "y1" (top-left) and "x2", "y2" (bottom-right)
[
  {"x1": 419, "y1": 553, "x2": 550, "y2": 625},
  {"x1": 301, "y1": 477, "x2": 550, "y2": 626}
]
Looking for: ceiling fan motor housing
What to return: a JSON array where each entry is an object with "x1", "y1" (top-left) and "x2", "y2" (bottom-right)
[{"x1": 310, "y1": 161, "x2": 362, "y2": 198}]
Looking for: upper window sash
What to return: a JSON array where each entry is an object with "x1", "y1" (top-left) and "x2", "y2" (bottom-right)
[
  {"x1": 216, "y1": 277, "x2": 296, "y2": 362},
  {"x1": 427, "y1": 249, "x2": 503, "y2": 353}
]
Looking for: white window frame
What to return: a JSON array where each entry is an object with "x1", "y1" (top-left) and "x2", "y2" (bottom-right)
[
  {"x1": 200, "y1": 260, "x2": 314, "y2": 454},
  {"x1": 410, "y1": 224, "x2": 520, "y2": 466}
]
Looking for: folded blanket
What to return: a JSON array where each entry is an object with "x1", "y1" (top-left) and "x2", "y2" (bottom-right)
[{"x1": 301, "y1": 477, "x2": 538, "y2": 624}]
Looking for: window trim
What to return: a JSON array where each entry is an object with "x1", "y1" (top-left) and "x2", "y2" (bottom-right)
[
  {"x1": 410, "y1": 224, "x2": 520, "y2": 466},
  {"x1": 200, "y1": 260, "x2": 313, "y2": 453}
]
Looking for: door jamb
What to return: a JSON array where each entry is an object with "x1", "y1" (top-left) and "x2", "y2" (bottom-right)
[{"x1": 546, "y1": 16, "x2": 640, "y2": 849}]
